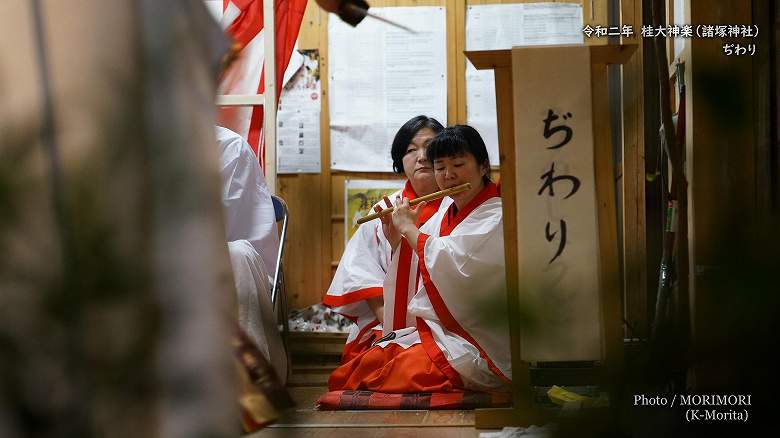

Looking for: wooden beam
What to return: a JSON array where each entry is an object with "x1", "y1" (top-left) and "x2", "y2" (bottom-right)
[
  {"x1": 448, "y1": 0, "x2": 466, "y2": 125},
  {"x1": 319, "y1": 7, "x2": 333, "y2": 306},
  {"x1": 454, "y1": 0, "x2": 467, "y2": 124},
  {"x1": 214, "y1": 94, "x2": 265, "y2": 106},
  {"x1": 620, "y1": 0, "x2": 648, "y2": 338},
  {"x1": 263, "y1": 0, "x2": 277, "y2": 194},
  {"x1": 590, "y1": 48, "x2": 626, "y2": 396},
  {"x1": 466, "y1": 49, "x2": 539, "y2": 428}
]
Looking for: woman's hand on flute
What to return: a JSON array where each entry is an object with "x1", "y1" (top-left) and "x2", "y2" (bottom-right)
[
  {"x1": 392, "y1": 196, "x2": 425, "y2": 248},
  {"x1": 376, "y1": 196, "x2": 402, "y2": 250}
]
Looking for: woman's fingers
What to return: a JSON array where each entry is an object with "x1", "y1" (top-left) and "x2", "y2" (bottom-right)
[
  {"x1": 373, "y1": 204, "x2": 386, "y2": 223},
  {"x1": 395, "y1": 197, "x2": 412, "y2": 211}
]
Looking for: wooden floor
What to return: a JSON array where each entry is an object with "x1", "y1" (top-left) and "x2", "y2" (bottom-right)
[{"x1": 247, "y1": 386, "x2": 500, "y2": 438}]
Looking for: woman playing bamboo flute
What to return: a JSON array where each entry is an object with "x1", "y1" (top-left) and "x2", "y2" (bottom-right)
[
  {"x1": 323, "y1": 116, "x2": 445, "y2": 364},
  {"x1": 328, "y1": 125, "x2": 511, "y2": 393}
]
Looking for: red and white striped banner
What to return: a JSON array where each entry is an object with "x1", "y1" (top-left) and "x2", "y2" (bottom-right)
[{"x1": 217, "y1": 0, "x2": 307, "y2": 172}]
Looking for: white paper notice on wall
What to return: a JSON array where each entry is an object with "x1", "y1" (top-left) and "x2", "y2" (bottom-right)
[
  {"x1": 466, "y1": 3, "x2": 583, "y2": 166},
  {"x1": 512, "y1": 45, "x2": 603, "y2": 362},
  {"x1": 277, "y1": 50, "x2": 321, "y2": 174},
  {"x1": 328, "y1": 7, "x2": 447, "y2": 172}
]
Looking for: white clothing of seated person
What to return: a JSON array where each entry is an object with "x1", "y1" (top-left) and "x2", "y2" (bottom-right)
[{"x1": 215, "y1": 125, "x2": 286, "y2": 383}]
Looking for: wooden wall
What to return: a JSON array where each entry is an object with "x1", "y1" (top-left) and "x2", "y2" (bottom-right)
[{"x1": 280, "y1": 0, "x2": 609, "y2": 310}]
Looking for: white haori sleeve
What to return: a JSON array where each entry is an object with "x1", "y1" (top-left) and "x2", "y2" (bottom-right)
[
  {"x1": 216, "y1": 126, "x2": 280, "y2": 282},
  {"x1": 324, "y1": 190, "x2": 399, "y2": 317},
  {"x1": 410, "y1": 198, "x2": 512, "y2": 384},
  {"x1": 324, "y1": 194, "x2": 398, "y2": 347},
  {"x1": 424, "y1": 319, "x2": 507, "y2": 391}
]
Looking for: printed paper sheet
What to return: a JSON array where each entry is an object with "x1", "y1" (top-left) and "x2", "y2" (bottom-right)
[
  {"x1": 466, "y1": 3, "x2": 584, "y2": 165},
  {"x1": 329, "y1": 7, "x2": 447, "y2": 172},
  {"x1": 277, "y1": 50, "x2": 322, "y2": 174}
]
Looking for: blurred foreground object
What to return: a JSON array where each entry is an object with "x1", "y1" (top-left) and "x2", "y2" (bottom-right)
[
  {"x1": 0, "y1": 1, "x2": 239, "y2": 437},
  {"x1": 317, "y1": 0, "x2": 417, "y2": 32},
  {"x1": 233, "y1": 325, "x2": 294, "y2": 432},
  {"x1": 315, "y1": 0, "x2": 370, "y2": 26}
]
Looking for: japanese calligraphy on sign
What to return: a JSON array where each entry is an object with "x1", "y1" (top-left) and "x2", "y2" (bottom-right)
[{"x1": 512, "y1": 45, "x2": 604, "y2": 362}]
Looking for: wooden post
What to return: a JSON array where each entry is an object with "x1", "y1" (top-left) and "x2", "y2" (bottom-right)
[
  {"x1": 620, "y1": 0, "x2": 648, "y2": 339},
  {"x1": 466, "y1": 50, "x2": 543, "y2": 428},
  {"x1": 263, "y1": 0, "x2": 277, "y2": 194}
]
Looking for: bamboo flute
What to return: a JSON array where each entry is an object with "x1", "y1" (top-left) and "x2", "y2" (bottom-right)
[{"x1": 356, "y1": 182, "x2": 471, "y2": 225}]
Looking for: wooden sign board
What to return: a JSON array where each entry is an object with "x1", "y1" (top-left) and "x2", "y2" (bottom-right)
[
  {"x1": 512, "y1": 45, "x2": 603, "y2": 362},
  {"x1": 466, "y1": 44, "x2": 636, "y2": 428}
]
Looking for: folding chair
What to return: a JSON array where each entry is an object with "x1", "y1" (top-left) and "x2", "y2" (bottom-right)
[{"x1": 270, "y1": 195, "x2": 291, "y2": 379}]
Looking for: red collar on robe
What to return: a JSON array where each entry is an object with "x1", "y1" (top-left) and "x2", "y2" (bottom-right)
[
  {"x1": 391, "y1": 181, "x2": 443, "y2": 331},
  {"x1": 440, "y1": 182, "x2": 500, "y2": 237},
  {"x1": 402, "y1": 180, "x2": 442, "y2": 226}
]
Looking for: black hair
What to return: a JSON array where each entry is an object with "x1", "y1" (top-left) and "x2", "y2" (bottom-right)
[
  {"x1": 390, "y1": 115, "x2": 445, "y2": 174},
  {"x1": 426, "y1": 125, "x2": 491, "y2": 183}
]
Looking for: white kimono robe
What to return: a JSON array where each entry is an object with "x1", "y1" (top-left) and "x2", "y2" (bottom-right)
[
  {"x1": 217, "y1": 126, "x2": 286, "y2": 382},
  {"x1": 323, "y1": 181, "x2": 442, "y2": 361},
  {"x1": 216, "y1": 125, "x2": 280, "y2": 282},
  {"x1": 228, "y1": 240, "x2": 287, "y2": 384},
  {"x1": 381, "y1": 183, "x2": 512, "y2": 391}
]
